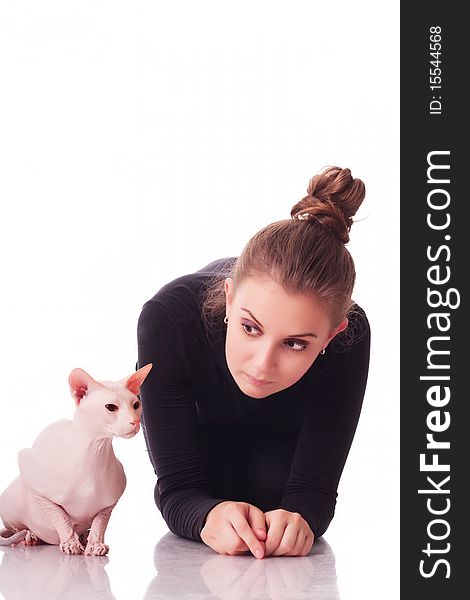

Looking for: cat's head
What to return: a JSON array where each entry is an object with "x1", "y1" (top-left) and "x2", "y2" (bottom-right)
[{"x1": 68, "y1": 363, "x2": 153, "y2": 438}]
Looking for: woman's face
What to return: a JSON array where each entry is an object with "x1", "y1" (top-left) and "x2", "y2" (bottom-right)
[{"x1": 224, "y1": 275, "x2": 348, "y2": 398}]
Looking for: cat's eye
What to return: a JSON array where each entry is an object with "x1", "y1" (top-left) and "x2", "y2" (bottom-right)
[
  {"x1": 105, "y1": 404, "x2": 119, "y2": 412},
  {"x1": 133, "y1": 401, "x2": 140, "y2": 410}
]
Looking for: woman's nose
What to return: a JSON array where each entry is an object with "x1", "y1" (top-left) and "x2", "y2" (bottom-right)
[{"x1": 254, "y1": 343, "x2": 277, "y2": 374}]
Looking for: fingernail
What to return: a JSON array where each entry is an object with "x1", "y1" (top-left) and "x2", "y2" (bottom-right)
[{"x1": 254, "y1": 549, "x2": 263, "y2": 559}]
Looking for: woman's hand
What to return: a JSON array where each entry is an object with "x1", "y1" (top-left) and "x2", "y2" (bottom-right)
[
  {"x1": 201, "y1": 501, "x2": 267, "y2": 559},
  {"x1": 264, "y1": 509, "x2": 314, "y2": 557}
]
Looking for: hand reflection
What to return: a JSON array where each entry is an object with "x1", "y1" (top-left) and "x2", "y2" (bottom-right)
[
  {"x1": 148, "y1": 532, "x2": 339, "y2": 600},
  {"x1": 200, "y1": 553, "x2": 314, "y2": 600}
]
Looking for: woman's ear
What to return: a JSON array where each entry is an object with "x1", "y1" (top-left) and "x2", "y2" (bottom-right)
[
  {"x1": 327, "y1": 317, "x2": 349, "y2": 344},
  {"x1": 224, "y1": 277, "x2": 234, "y2": 314}
]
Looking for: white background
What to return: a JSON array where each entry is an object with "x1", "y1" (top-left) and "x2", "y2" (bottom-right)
[{"x1": 0, "y1": 1, "x2": 399, "y2": 598}]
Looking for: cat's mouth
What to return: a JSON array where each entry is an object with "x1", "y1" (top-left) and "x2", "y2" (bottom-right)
[{"x1": 120, "y1": 427, "x2": 140, "y2": 438}]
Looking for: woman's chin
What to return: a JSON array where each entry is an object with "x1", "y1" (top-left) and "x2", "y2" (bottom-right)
[{"x1": 237, "y1": 378, "x2": 275, "y2": 399}]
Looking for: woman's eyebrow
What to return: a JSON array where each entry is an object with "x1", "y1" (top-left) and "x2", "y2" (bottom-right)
[{"x1": 240, "y1": 307, "x2": 318, "y2": 338}]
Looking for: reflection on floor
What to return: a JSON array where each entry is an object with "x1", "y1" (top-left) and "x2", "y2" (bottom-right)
[
  {"x1": 0, "y1": 543, "x2": 112, "y2": 599},
  {"x1": 147, "y1": 533, "x2": 340, "y2": 600},
  {"x1": 0, "y1": 533, "x2": 339, "y2": 600}
]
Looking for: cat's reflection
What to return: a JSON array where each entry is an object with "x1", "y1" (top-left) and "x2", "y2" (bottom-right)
[
  {"x1": 144, "y1": 532, "x2": 340, "y2": 600},
  {"x1": 0, "y1": 545, "x2": 115, "y2": 600}
]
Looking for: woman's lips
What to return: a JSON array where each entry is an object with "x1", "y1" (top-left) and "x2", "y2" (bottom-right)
[{"x1": 244, "y1": 373, "x2": 273, "y2": 386}]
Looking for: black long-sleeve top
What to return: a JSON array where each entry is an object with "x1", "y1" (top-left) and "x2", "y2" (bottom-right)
[{"x1": 137, "y1": 257, "x2": 370, "y2": 542}]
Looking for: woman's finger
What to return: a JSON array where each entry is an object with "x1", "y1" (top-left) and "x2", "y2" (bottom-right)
[
  {"x1": 232, "y1": 514, "x2": 265, "y2": 558},
  {"x1": 264, "y1": 521, "x2": 286, "y2": 556},
  {"x1": 271, "y1": 521, "x2": 299, "y2": 556},
  {"x1": 246, "y1": 504, "x2": 267, "y2": 541},
  {"x1": 285, "y1": 528, "x2": 304, "y2": 556},
  {"x1": 299, "y1": 532, "x2": 314, "y2": 556}
]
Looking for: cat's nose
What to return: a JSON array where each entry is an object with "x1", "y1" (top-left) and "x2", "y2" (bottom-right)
[{"x1": 129, "y1": 420, "x2": 140, "y2": 426}]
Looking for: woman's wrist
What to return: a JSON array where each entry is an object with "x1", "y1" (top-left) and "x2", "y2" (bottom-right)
[{"x1": 204, "y1": 500, "x2": 232, "y2": 524}]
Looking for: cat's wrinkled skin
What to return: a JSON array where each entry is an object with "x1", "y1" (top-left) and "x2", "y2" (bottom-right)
[{"x1": 0, "y1": 363, "x2": 153, "y2": 555}]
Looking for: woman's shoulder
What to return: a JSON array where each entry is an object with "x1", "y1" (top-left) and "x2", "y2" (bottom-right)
[
  {"x1": 330, "y1": 301, "x2": 370, "y2": 354},
  {"x1": 140, "y1": 257, "x2": 236, "y2": 323},
  {"x1": 194, "y1": 256, "x2": 237, "y2": 275},
  {"x1": 349, "y1": 302, "x2": 370, "y2": 330}
]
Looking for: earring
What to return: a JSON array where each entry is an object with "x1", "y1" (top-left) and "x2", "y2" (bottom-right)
[
  {"x1": 320, "y1": 347, "x2": 326, "y2": 355},
  {"x1": 224, "y1": 316, "x2": 229, "y2": 324}
]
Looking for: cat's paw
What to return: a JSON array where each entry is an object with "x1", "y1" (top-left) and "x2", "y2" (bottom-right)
[
  {"x1": 24, "y1": 530, "x2": 41, "y2": 546},
  {"x1": 84, "y1": 540, "x2": 109, "y2": 556},
  {"x1": 59, "y1": 533, "x2": 85, "y2": 555}
]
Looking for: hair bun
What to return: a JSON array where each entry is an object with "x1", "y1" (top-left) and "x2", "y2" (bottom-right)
[{"x1": 290, "y1": 166, "x2": 366, "y2": 243}]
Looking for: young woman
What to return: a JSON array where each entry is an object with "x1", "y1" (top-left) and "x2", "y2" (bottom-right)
[{"x1": 137, "y1": 166, "x2": 370, "y2": 559}]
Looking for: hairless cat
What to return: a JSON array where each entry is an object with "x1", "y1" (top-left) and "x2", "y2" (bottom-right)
[{"x1": 0, "y1": 363, "x2": 153, "y2": 555}]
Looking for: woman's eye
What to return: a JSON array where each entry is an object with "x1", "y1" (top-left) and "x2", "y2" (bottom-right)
[
  {"x1": 285, "y1": 340, "x2": 308, "y2": 352},
  {"x1": 241, "y1": 323, "x2": 260, "y2": 336},
  {"x1": 105, "y1": 404, "x2": 119, "y2": 412}
]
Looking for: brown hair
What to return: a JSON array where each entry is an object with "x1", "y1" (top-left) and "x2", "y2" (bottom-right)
[{"x1": 201, "y1": 166, "x2": 366, "y2": 342}]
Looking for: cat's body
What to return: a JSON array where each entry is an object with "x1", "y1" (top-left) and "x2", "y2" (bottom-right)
[{"x1": 0, "y1": 363, "x2": 152, "y2": 555}]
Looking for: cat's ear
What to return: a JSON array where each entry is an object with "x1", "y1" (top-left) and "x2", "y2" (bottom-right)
[
  {"x1": 121, "y1": 363, "x2": 153, "y2": 396},
  {"x1": 69, "y1": 368, "x2": 104, "y2": 405}
]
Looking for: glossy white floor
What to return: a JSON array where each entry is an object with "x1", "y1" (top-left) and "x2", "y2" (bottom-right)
[{"x1": 0, "y1": 533, "x2": 339, "y2": 600}]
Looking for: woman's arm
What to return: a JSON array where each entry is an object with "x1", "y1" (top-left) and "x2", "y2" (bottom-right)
[
  {"x1": 137, "y1": 300, "x2": 227, "y2": 542},
  {"x1": 279, "y1": 313, "x2": 371, "y2": 538}
]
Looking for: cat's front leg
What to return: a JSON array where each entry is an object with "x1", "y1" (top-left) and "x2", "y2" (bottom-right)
[
  {"x1": 84, "y1": 503, "x2": 116, "y2": 556},
  {"x1": 30, "y1": 492, "x2": 84, "y2": 554}
]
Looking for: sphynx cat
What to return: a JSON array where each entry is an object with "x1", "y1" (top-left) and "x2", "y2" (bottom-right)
[{"x1": 0, "y1": 363, "x2": 153, "y2": 555}]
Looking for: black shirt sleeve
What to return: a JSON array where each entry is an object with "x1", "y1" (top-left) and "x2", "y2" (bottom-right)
[
  {"x1": 137, "y1": 299, "x2": 227, "y2": 542},
  {"x1": 279, "y1": 314, "x2": 371, "y2": 537}
]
